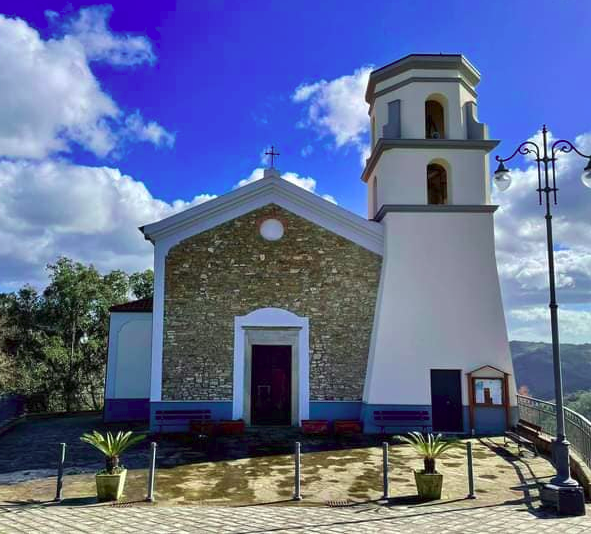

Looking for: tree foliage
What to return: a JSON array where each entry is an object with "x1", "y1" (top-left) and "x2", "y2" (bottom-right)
[
  {"x1": 129, "y1": 270, "x2": 154, "y2": 300},
  {"x1": 0, "y1": 258, "x2": 153, "y2": 412},
  {"x1": 565, "y1": 390, "x2": 591, "y2": 421}
]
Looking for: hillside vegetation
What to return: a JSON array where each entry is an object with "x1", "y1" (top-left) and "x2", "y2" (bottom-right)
[{"x1": 511, "y1": 341, "x2": 591, "y2": 400}]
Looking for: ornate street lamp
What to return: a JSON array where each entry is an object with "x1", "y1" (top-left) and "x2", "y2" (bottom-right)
[{"x1": 494, "y1": 125, "x2": 591, "y2": 516}]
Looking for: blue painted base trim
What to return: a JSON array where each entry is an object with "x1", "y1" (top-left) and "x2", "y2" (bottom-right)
[
  {"x1": 472, "y1": 406, "x2": 518, "y2": 435},
  {"x1": 309, "y1": 401, "x2": 361, "y2": 421},
  {"x1": 361, "y1": 403, "x2": 511, "y2": 435},
  {"x1": 104, "y1": 398, "x2": 150, "y2": 423},
  {"x1": 149, "y1": 401, "x2": 233, "y2": 432},
  {"x1": 145, "y1": 400, "x2": 515, "y2": 434},
  {"x1": 473, "y1": 406, "x2": 505, "y2": 435}
]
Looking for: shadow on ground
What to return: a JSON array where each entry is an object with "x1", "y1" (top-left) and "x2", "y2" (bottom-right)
[
  {"x1": 0, "y1": 413, "x2": 388, "y2": 478},
  {"x1": 0, "y1": 413, "x2": 569, "y2": 521}
]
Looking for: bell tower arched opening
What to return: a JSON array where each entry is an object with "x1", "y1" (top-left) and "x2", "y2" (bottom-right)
[
  {"x1": 425, "y1": 98, "x2": 446, "y2": 139},
  {"x1": 427, "y1": 162, "x2": 448, "y2": 205}
]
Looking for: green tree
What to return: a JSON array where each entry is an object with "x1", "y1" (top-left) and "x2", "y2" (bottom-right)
[
  {"x1": 0, "y1": 259, "x2": 129, "y2": 411},
  {"x1": 0, "y1": 287, "x2": 53, "y2": 411},
  {"x1": 129, "y1": 269, "x2": 154, "y2": 300},
  {"x1": 565, "y1": 390, "x2": 591, "y2": 421}
]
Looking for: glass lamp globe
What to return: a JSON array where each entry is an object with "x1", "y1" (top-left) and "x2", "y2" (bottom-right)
[
  {"x1": 581, "y1": 159, "x2": 591, "y2": 189},
  {"x1": 493, "y1": 161, "x2": 512, "y2": 191}
]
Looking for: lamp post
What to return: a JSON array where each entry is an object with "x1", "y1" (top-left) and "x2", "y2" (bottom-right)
[{"x1": 494, "y1": 125, "x2": 591, "y2": 516}]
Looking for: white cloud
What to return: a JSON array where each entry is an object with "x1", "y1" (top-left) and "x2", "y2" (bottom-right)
[
  {"x1": 0, "y1": 11, "x2": 172, "y2": 159},
  {"x1": 494, "y1": 129, "x2": 591, "y2": 343},
  {"x1": 0, "y1": 159, "x2": 214, "y2": 289},
  {"x1": 124, "y1": 111, "x2": 176, "y2": 148},
  {"x1": 509, "y1": 306, "x2": 591, "y2": 344},
  {"x1": 59, "y1": 5, "x2": 155, "y2": 66},
  {"x1": 300, "y1": 144, "x2": 314, "y2": 158},
  {"x1": 234, "y1": 168, "x2": 337, "y2": 204},
  {"x1": 292, "y1": 66, "x2": 372, "y2": 165}
]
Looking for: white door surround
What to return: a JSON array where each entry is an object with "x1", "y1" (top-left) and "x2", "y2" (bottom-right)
[{"x1": 233, "y1": 308, "x2": 309, "y2": 425}]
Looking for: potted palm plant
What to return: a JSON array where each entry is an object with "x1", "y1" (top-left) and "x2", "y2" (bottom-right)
[
  {"x1": 80, "y1": 430, "x2": 145, "y2": 501},
  {"x1": 398, "y1": 432, "x2": 461, "y2": 500}
]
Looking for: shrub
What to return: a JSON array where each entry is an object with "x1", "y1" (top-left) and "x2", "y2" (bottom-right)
[
  {"x1": 397, "y1": 432, "x2": 462, "y2": 474},
  {"x1": 80, "y1": 430, "x2": 145, "y2": 474}
]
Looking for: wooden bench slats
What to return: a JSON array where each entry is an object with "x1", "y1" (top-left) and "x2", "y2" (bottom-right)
[
  {"x1": 504, "y1": 430, "x2": 538, "y2": 456},
  {"x1": 375, "y1": 414, "x2": 430, "y2": 421},
  {"x1": 373, "y1": 410, "x2": 431, "y2": 432},
  {"x1": 518, "y1": 418, "x2": 542, "y2": 433},
  {"x1": 155, "y1": 409, "x2": 213, "y2": 432},
  {"x1": 155, "y1": 413, "x2": 211, "y2": 419},
  {"x1": 156, "y1": 410, "x2": 211, "y2": 417}
]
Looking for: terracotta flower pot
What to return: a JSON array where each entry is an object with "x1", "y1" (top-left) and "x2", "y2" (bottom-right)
[
  {"x1": 302, "y1": 420, "x2": 329, "y2": 435},
  {"x1": 96, "y1": 469, "x2": 127, "y2": 501},
  {"x1": 413, "y1": 470, "x2": 443, "y2": 500},
  {"x1": 334, "y1": 420, "x2": 363, "y2": 435},
  {"x1": 219, "y1": 419, "x2": 245, "y2": 435}
]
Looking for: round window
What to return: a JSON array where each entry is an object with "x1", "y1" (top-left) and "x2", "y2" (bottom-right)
[{"x1": 259, "y1": 218, "x2": 284, "y2": 241}]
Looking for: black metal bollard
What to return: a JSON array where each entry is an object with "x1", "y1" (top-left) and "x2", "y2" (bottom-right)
[
  {"x1": 55, "y1": 442, "x2": 66, "y2": 502},
  {"x1": 382, "y1": 442, "x2": 389, "y2": 499},
  {"x1": 466, "y1": 441, "x2": 476, "y2": 499},
  {"x1": 147, "y1": 442, "x2": 157, "y2": 502},
  {"x1": 293, "y1": 441, "x2": 302, "y2": 501}
]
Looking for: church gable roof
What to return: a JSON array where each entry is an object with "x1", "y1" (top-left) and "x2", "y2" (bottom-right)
[
  {"x1": 140, "y1": 173, "x2": 383, "y2": 256},
  {"x1": 110, "y1": 297, "x2": 153, "y2": 313}
]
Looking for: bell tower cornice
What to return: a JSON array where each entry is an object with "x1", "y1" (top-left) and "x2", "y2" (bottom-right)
[
  {"x1": 365, "y1": 54, "x2": 481, "y2": 106},
  {"x1": 361, "y1": 138, "x2": 499, "y2": 183}
]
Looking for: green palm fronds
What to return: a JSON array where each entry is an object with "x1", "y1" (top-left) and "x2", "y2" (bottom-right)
[
  {"x1": 397, "y1": 432, "x2": 462, "y2": 474},
  {"x1": 80, "y1": 430, "x2": 145, "y2": 473}
]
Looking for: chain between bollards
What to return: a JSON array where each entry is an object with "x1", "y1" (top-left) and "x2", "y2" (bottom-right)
[
  {"x1": 466, "y1": 441, "x2": 476, "y2": 499},
  {"x1": 55, "y1": 442, "x2": 66, "y2": 502},
  {"x1": 146, "y1": 441, "x2": 157, "y2": 502},
  {"x1": 293, "y1": 441, "x2": 302, "y2": 501},
  {"x1": 382, "y1": 441, "x2": 389, "y2": 499}
]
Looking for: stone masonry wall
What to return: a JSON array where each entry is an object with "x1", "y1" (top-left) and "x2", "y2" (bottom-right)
[{"x1": 162, "y1": 204, "x2": 382, "y2": 401}]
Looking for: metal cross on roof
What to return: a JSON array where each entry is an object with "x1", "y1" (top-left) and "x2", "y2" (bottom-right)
[{"x1": 265, "y1": 145, "x2": 280, "y2": 168}]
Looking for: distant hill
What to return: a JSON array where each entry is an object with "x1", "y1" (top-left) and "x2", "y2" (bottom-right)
[{"x1": 511, "y1": 341, "x2": 591, "y2": 400}]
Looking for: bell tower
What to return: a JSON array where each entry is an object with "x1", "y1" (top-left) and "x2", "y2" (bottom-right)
[
  {"x1": 361, "y1": 54, "x2": 517, "y2": 434},
  {"x1": 363, "y1": 54, "x2": 496, "y2": 215}
]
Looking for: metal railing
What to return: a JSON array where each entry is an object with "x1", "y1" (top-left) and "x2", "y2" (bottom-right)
[{"x1": 517, "y1": 394, "x2": 591, "y2": 469}]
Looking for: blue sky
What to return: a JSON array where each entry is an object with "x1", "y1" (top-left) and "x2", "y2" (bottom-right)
[{"x1": 0, "y1": 1, "x2": 590, "y2": 342}]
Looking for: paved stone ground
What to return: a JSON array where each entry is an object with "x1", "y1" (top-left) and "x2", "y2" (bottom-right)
[
  {"x1": 0, "y1": 500, "x2": 590, "y2": 533},
  {"x1": 0, "y1": 414, "x2": 379, "y2": 484},
  {"x1": 1, "y1": 415, "x2": 590, "y2": 532},
  {"x1": 0, "y1": 415, "x2": 150, "y2": 479}
]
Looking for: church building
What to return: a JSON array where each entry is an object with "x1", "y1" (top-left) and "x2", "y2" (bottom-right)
[{"x1": 105, "y1": 54, "x2": 517, "y2": 434}]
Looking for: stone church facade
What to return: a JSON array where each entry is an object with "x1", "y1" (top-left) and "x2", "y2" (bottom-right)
[
  {"x1": 162, "y1": 204, "x2": 381, "y2": 403},
  {"x1": 105, "y1": 54, "x2": 518, "y2": 434}
]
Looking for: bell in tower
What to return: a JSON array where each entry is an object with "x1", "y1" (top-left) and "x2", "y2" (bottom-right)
[{"x1": 425, "y1": 99, "x2": 445, "y2": 139}]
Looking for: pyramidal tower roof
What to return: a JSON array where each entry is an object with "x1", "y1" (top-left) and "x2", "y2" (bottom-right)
[{"x1": 365, "y1": 54, "x2": 481, "y2": 105}]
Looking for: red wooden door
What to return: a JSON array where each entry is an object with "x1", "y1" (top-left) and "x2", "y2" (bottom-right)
[{"x1": 251, "y1": 345, "x2": 291, "y2": 425}]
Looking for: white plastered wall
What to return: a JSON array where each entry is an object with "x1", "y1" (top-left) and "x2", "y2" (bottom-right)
[
  {"x1": 363, "y1": 211, "x2": 516, "y2": 408},
  {"x1": 106, "y1": 312, "x2": 152, "y2": 399},
  {"x1": 371, "y1": 69, "x2": 477, "y2": 141},
  {"x1": 373, "y1": 148, "x2": 488, "y2": 207}
]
